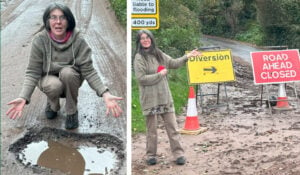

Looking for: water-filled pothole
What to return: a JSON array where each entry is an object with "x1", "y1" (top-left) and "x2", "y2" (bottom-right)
[{"x1": 9, "y1": 127, "x2": 125, "y2": 175}]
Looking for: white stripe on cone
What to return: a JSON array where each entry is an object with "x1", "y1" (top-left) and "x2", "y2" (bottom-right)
[
  {"x1": 187, "y1": 98, "x2": 197, "y2": 116},
  {"x1": 275, "y1": 83, "x2": 290, "y2": 108},
  {"x1": 278, "y1": 83, "x2": 286, "y2": 97}
]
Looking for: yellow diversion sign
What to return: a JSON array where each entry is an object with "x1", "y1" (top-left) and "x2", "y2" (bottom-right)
[{"x1": 187, "y1": 49, "x2": 235, "y2": 84}]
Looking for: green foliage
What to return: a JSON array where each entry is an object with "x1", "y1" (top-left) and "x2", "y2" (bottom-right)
[
  {"x1": 198, "y1": 0, "x2": 299, "y2": 48},
  {"x1": 288, "y1": 25, "x2": 300, "y2": 49},
  {"x1": 256, "y1": 0, "x2": 300, "y2": 48},
  {"x1": 155, "y1": 0, "x2": 201, "y2": 54},
  {"x1": 131, "y1": 76, "x2": 146, "y2": 133},
  {"x1": 199, "y1": 0, "x2": 247, "y2": 37},
  {"x1": 239, "y1": 0, "x2": 256, "y2": 25},
  {"x1": 156, "y1": 27, "x2": 200, "y2": 55},
  {"x1": 178, "y1": 0, "x2": 201, "y2": 12},
  {"x1": 168, "y1": 67, "x2": 189, "y2": 115},
  {"x1": 199, "y1": 0, "x2": 228, "y2": 36},
  {"x1": 109, "y1": 0, "x2": 126, "y2": 26},
  {"x1": 235, "y1": 22, "x2": 263, "y2": 45}
]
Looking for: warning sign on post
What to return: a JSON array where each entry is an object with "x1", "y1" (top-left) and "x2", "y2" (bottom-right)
[
  {"x1": 187, "y1": 49, "x2": 235, "y2": 84},
  {"x1": 132, "y1": 18, "x2": 157, "y2": 28},
  {"x1": 132, "y1": 0, "x2": 157, "y2": 14},
  {"x1": 131, "y1": 0, "x2": 159, "y2": 30},
  {"x1": 251, "y1": 49, "x2": 300, "y2": 84}
]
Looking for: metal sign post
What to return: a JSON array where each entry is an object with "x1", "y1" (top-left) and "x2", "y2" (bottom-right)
[{"x1": 196, "y1": 82, "x2": 229, "y2": 113}]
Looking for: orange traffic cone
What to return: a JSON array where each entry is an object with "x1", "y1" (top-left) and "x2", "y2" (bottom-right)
[
  {"x1": 180, "y1": 86, "x2": 208, "y2": 135},
  {"x1": 273, "y1": 83, "x2": 293, "y2": 110}
]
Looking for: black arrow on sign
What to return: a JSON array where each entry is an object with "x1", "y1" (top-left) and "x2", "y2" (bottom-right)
[{"x1": 203, "y1": 66, "x2": 217, "y2": 73}]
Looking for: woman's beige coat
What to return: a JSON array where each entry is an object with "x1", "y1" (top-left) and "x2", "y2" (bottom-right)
[
  {"x1": 19, "y1": 29, "x2": 107, "y2": 103},
  {"x1": 134, "y1": 51, "x2": 188, "y2": 113}
]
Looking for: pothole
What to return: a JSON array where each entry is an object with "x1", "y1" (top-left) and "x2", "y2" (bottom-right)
[{"x1": 9, "y1": 127, "x2": 125, "y2": 175}]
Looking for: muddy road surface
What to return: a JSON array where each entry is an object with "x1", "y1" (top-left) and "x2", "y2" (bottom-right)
[
  {"x1": 1, "y1": 0, "x2": 126, "y2": 174},
  {"x1": 201, "y1": 35, "x2": 263, "y2": 63},
  {"x1": 132, "y1": 38, "x2": 300, "y2": 174}
]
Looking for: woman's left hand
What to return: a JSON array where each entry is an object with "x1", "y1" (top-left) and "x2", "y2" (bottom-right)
[
  {"x1": 187, "y1": 49, "x2": 202, "y2": 58},
  {"x1": 102, "y1": 91, "x2": 123, "y2": 117}
]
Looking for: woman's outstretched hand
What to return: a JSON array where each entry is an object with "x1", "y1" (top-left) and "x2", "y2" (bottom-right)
[
  {"x1": 6, "y1": 98, "x2": 26, "y2": 119},
  {"x1": 102, "y1": 92, "x2": 123, "y2": 117},
  {"x1": 187, "y1": 49, "x2": 202, "y2": 58}
]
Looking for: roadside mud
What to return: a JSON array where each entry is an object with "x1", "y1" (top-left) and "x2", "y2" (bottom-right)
[
  {"x1": 9, "y1": 127, "x2": 125, "y2": 175},
  {"x1": 132, "y1": 57, "x2": 300, "y2": 175}
]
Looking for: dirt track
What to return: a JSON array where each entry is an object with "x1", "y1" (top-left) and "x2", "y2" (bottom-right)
[
  {"x1": 1, "y1": 0, "x2": 126, "y2": 174},
  {"x1": 132, "y1": 43, "x2": 300, "y2": 174}
]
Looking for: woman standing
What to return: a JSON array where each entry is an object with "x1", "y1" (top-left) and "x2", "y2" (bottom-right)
[
  {"x1": 134, "y1": 29, "x2": 201, "y2": 165},
  {"x1": 6, "y1": 3, "x2": 123, "y2": 129}
]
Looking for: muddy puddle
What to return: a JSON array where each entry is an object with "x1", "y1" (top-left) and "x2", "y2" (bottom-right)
[{"x1": 9, "y1": 127, "x2": 125, "y2": 175}]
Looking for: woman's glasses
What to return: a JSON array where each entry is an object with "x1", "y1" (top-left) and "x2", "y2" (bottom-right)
[
  {"x1": 140, "y1": 36, "x2": 150, "y2": 41},
  {"x1": 49, "y1": 15, "x2": 66, "y2": 22}
]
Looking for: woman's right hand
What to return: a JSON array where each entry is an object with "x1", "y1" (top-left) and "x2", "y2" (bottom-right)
[
  {"x1": 187, "y1": 49, "x2": 202, "y2": 58},
  {"x1": 6, "y1": 98, "x2": 26, "y2": 119},
  {"x1": 159, "y1": 68, "x2": 168, "y2": 76}
]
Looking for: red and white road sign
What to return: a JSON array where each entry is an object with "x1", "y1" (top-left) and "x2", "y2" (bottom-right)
[{"x1": 251, "y1": 49, "x2": 300, "y2": 84}]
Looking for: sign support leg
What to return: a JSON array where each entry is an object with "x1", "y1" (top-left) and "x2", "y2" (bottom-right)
[
  {"x1": 223, "y1": 83, "x2": 229, "y2": 111},
  {"x1": 293, "y1": 82, "x2": 300, "y2": 108}
]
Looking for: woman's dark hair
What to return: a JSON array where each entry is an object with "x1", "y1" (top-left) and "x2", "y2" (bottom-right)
[
  {"x1": 136, "y1": 29, "x2": 163, "y2": 64},
  {"x1": 43, "y1": 3, "x2": 76, "y2": 32}
]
